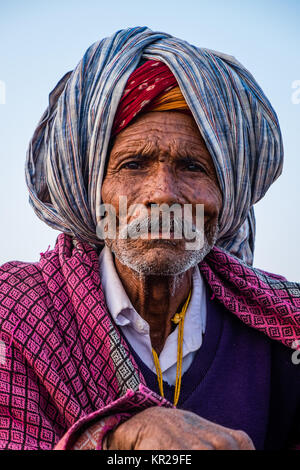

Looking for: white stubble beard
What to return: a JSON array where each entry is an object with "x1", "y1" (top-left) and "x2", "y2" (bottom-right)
[{"x1": 107, "y1": 218, "x2": 219, "y2": 276}]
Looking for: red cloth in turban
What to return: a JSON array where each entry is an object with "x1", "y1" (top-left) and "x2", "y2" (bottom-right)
[{"x1": 112, "y1": 60, "x2": 189, "y2": 136}]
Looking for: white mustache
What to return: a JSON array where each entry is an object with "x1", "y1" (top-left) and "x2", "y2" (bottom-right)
[{"x1": 118, "y1": 214, "x2": 203, "y2": 240}]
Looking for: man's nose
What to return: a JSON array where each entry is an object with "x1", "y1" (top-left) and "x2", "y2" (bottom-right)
[{"x1": 141, "y1": 164, "x2": 184, "y2": 207}]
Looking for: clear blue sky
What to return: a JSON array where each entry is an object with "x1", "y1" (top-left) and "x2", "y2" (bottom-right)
[{"x1": 0, "y1": 0, "x2": 299, "y2": 280}]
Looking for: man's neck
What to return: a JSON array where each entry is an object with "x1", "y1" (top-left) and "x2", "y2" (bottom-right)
[{"x1": 114, "y1": 256, "x2": 193, "y2": 355}]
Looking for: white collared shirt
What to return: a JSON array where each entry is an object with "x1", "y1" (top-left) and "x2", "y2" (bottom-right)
[{"x1": 99, "y1": 246, "x2": 207, "y2": 385}]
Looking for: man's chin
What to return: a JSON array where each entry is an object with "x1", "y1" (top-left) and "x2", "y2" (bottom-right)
[{"x1": 109, "y1": 239, "x2": 213, "y2": 276}]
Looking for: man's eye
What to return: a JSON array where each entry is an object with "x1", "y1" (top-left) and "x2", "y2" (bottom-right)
[
  {"x1": 185, "y1": 162, "x2": 205, "y2": 172},
  {"x1": 121, "y1": 161, "x2": 140, "y2": 170}
]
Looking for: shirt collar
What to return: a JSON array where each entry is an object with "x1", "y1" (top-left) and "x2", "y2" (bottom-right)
[
  {"x1": 99, "y1": 246, "x2": 134, "y2": 326},
  {"x1": 99, "y1": 245, "x2": 206, "y2": 348}
]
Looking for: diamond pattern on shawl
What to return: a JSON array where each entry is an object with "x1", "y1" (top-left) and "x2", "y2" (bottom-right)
[
  {"x1": 0, "y1": 233, "x2": 299, "y2": 449},
  {"x1": 199, "y1": 247, "x2": 300, "y2": 348},
  {"x1": 0, "y1": 234, "x2": 145, "y2": 449}
]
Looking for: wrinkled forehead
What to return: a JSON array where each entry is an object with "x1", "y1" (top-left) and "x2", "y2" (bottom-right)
[{"x1": 111, "y1": 111, "x2": 209, "y2": 156}]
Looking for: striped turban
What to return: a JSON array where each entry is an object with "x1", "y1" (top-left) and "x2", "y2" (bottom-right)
[{"x1": 26, "y1": 27, "x2": 283, "y2": 265}]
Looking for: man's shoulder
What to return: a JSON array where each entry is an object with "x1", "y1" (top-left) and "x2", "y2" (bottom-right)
[
  {"x1": 0, "y1": 259, "x2": 48, "y2": 320},
  {"x1": 0, "y1": 258, "x2": 43, "y2": 283}
]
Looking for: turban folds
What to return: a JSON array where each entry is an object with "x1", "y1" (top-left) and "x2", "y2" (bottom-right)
[{"x1": 26, "y1": 27, "x2": 283, "y2": 265}]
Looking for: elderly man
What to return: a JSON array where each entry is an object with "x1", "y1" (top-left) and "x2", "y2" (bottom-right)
[{"x1": 0, "y1": 27, "x2": 299, "y2": 451}]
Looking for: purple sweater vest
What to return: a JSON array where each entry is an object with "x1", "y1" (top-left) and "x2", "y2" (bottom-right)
[{"x1": 126, "y1": 289, "x2": 300, "y2": 450}]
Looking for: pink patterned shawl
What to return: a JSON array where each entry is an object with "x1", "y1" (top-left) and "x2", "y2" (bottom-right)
[{"x1": 0, "y1": 233, "x2": 299, "y2": 449}]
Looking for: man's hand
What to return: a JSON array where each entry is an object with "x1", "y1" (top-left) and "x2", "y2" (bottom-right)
[{"x1": 103, "y1": 407, "x2": 255, "y2": 450}]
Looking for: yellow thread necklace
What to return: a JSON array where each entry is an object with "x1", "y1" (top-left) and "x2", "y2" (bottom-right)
[{"x1": 152, "y1": 290, "x2": 191, "y2": 407}]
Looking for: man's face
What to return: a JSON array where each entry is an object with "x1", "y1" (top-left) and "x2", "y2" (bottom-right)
[{"x1": 101, "y1": 111, "x2": 222, "y2": 275}]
